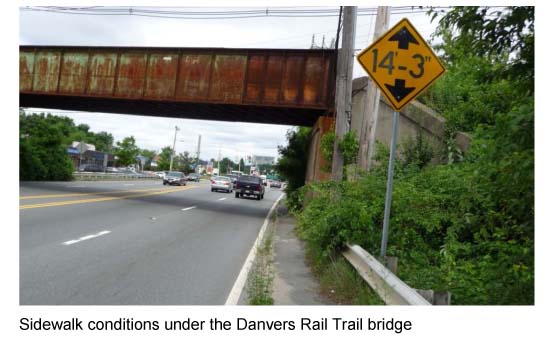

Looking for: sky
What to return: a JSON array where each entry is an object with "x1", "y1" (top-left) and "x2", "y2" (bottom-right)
[{"x1": 19, "y1": 5, "x2": 441, "y2": 162}]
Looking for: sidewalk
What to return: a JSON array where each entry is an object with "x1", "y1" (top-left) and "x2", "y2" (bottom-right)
[{"x1": 272, "y1": 203, "x2": 329, "y2": 305}]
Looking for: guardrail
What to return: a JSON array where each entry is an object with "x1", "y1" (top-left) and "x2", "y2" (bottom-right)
[
  {"x1": 342, "y1": 244, "x2": 432, "y2": 305},
  {"x1": 73, "y1": 172, "x2": 160, "y2": 181}
]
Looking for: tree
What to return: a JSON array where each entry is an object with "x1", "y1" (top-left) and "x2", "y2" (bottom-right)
[
  {"x1": 276, "y1": 127, "x2": 311, "y2": 205},
  {"x1": 157, "y1": 146, "x2": 173, "y2": 171},
  {"x1": 20, "y1": 112, "x2": 73, "y2": 180},
  {"x1": 139, "y1": 149, "x2": 157, "y2": 170},
  {"x1": 62, "y1": 121, "x2": 114, "y2": 153},
  {"x1": 91, "y1": 131, "x2": 114, "y2": 153},
  {"x1": 219, "y1": 157, "x2": 237, "y2": 174},
  {"x1": 258, "y1": 163, "x2": 276, "y2": 175},
  {"x1": 422, "y1": 6, "x2": 534, "y2": 303},
  {"x1": 239, "y1": 158, "x2": 245, "y2": 172},
  {"x1": 432, "y1": 6, "x2": 533, "y2": 94},
  {"x1": 76, "y1": 123, "x2": 90, "y2": 133},
  {"x1": 114, "y1": 136, "x2": 139, "y2": 166},
  {"x1": 174, "y1": 151, "x2": 194, "y2": 173}
]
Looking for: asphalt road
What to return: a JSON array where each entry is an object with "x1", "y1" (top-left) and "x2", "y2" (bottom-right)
[{"x1": 20, "y1": 179, "x2": 283, "y2": 305}]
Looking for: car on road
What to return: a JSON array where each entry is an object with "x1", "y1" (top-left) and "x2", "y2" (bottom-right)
[
  {"x1": 270, "y1": 180, "x2": 282, "y2": 188},
  {"x1": 163, "y1": 171, "x2": 187, "y2": 186},
  {"x1": 211, "y1": 176, "x2": 233, "y2": 193},
  {"x1": 119, "y1": 169, "x2": 147, "y2": 177},
  {"x1": 226, "y1": 174, "x2": 238, "y2": 186},
  {"x1": 105, "y1": 167, "x2": 120, "y2": 173},
  {"x1": 235, "y1": 175, "x2": 265, "y2": 200},
  {"x1": 187, "y1": 173, "x2": 201, "y2": 182},
  {"x1": 155, "y1": 171, "x2": 166, "y2": 179},
  {"x1": 78, "y1": 164, "x2": 104, "y2": 172}
]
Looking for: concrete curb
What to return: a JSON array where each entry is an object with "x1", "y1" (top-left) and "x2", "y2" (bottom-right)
[{"x1": 225, "y1": 193, "x2": 285, "y2": 305}]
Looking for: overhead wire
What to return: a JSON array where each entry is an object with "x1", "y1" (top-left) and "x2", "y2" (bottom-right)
[
  {"x1": 21, "y1": 6, "x2": 449, "y2": 20},
  {"x1": 20, "y1": 6, "x2": 450, "y2": 50}
]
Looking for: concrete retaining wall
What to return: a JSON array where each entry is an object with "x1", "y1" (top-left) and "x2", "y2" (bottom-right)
[
  {"x1": 305, "y1": 76, "x2": 471, "y2": 183},
  {"x1": 351, "y1": 76, "x2": 470, "y2": 162}
]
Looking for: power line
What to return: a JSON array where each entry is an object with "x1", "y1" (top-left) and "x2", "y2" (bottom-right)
[{"x1": 21, "y1": 6, "x2": 448, "y2": 20}]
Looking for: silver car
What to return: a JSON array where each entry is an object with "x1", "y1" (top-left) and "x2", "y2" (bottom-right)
[
  {"x1": 211, "y1": 176, "x2": 233, "y2": 193},
  {"x1": 163, "y1": 171, "x2": 187, "y2": 186}
]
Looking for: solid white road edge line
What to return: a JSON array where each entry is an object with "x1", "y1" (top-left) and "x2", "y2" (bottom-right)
[
  {"x1": 62, "y1": 230, "x2": 111, "y2": 246},
  {"x1": 181, "y1": 206, "x2": 196, "y2": 211},
  {"x1": 225, "y1": 193, "x2": 285, "y2": 305}
]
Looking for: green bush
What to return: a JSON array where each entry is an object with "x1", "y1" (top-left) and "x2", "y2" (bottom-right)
[
  {"x1": 294, "y1": 6, "x2": 534, "y2": 305},
  {"x1": 277, "y1": 127, "x2": 311, "y2": 211},
  {"x1": 20, "y1": 112, "x2": 74, "y2": 181},
  {"x1": 296, "y1": 144, "x2": 533, "y2": 304}
]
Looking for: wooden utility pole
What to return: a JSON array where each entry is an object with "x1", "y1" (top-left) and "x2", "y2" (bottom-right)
[
  {"x1": 195, "y1": 134, "x2": 201, "y2": 173},
  {"x1": 357, "y1": 6, "x2": 390, "y2": 171},
  {"x1": 169, "y1": 126, "x2": 180, "y2": 171},
  {"x1": 332, "y1": 6, "x2": 357, "y2": 180}
]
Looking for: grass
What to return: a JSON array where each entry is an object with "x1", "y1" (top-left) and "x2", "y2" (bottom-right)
[
  {"x1": 247, "y1": 202, "x2": 384, "y2": 305},
  {"x1": 246, "y1": 211, "x2": 277, "y2": 305},
  {"x1": 305, "y1": 248, "x2": 384, "y2": 305}
]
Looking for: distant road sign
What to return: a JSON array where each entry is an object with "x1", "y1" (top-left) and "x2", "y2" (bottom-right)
[{"x1": 357, "y1": 18, "x2": 445, "y2": 111}]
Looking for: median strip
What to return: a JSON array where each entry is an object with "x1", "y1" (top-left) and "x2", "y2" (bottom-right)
[
  {"x1": 20, "y1": 186, "x2": 197, "y2": 210},
  {"x1": 20, "y1": 187, "x2": 164, "y2": 200},
  {"x1": 62, "y1": 230, "x2": 111, "y2": 246}
]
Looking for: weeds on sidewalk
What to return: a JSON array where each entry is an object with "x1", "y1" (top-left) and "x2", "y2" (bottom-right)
[
  {"x1": 305, "y1": 248, "x2": 384, "y2": 305},
  {"x1": 246, "y1": 211, "x2": 277, "y2": 305}
]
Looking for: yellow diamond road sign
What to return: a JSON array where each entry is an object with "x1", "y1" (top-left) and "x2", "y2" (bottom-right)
[{"x1": 357, "y1": 18, "x2": 446, "y2": 111}]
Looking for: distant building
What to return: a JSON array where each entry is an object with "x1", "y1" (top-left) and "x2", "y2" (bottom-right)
[
  {"x1": 254, "y1": 156, "x2": 276, "y2": 165},
  {"x1": 81, "y1": 150, "x2": 114, "y2": 167},
  {"x1": 151, "y1": 155, "x2": 161, "y2": 168},
  {"x1": 197, "y1": 159, "x2": 208, "y2": 174},
  {"x1": 67, "y1": 147, "x2": 80, "y2": 168},
  {"x1": 68, "y1": 141, "x2": 113, "y2": 170},
  {"x1": 71, "y1": 141, "x2": 95, "y2": 153}
]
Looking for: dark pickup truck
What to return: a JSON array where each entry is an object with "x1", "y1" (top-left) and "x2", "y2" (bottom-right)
[{"x1": 235, "y1": 175, "x2": 265, "y2": 200}]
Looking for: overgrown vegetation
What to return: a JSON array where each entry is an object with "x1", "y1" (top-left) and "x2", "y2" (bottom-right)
[
  {"x1": 305, "y1": 249, "x2": 384, "y2": 305},
  {"x1": 276, "y1": 127, "x2": 312, "y2": 211},
  {"x1": 20, "y1": 112, "x2": 75, "y2": 181},
  {"x1": 319, "y1": 129, "x2": 359, "y2": 179},
  {"x1": 286, "y1": 6, "x2": 534, "y2": 305},
  {"x1": 246, "y1": 213, "x2": 277, "y2": 305}
]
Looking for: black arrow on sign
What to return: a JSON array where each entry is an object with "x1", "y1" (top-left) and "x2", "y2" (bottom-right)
[
  {"x1": 385, "y1": 79, "x2": 415, "y2": 102},
  {"x1": 388, "y1": 26, "x2": 419, "y2": 50}
]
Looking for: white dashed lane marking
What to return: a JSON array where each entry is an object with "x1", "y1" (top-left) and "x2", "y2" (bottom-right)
[
  {"x1": 181, "y1": 206, "x2": 196, "y2": 211},
  {"x1": 62, "y1": 230, "x2": 111, "y2": 246},
  {"x1": 218, "y1": 198, "x2": 227, "y2": 201}
]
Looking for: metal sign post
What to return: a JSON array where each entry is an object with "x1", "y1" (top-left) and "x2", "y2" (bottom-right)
[
  {"x1": 356, "y1": 18, "x2": 446, "y2": 258},
  {"x1": 380, "y1": 110, "x2": 399, "y2": 258}
]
